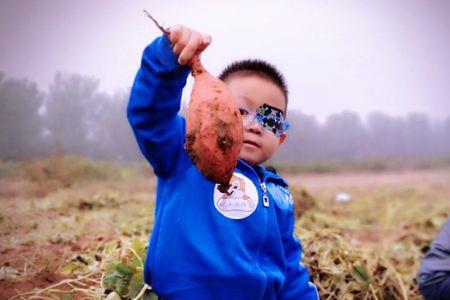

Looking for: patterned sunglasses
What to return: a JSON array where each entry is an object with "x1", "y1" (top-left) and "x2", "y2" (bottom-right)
[{"x1": 238, "y1": 103, "x2": 289, "y2": 137}]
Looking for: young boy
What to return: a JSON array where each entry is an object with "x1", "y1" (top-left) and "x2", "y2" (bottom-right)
[{"x1": 127, "y1": 25, "x2": 318, "y2": 300}]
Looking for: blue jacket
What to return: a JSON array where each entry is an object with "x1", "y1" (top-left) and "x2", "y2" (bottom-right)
[
  {"x1": 419, "y1": 219, "x2": 450, "y2": 300},
  {"x1": 127, "y1": 34, "x2": 319, "y2": 300}
]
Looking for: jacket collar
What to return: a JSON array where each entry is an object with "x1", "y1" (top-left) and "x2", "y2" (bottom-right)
[{"x1": 237, "y1": 159, "x2": 288, "y2": 187}]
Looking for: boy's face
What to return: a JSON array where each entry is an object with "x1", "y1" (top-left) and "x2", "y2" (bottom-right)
[{"x1": 225, "y1": 74, "x2": 287, "y2": 166}]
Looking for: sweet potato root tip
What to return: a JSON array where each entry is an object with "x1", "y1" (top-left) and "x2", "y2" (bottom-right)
[{"x1": 218, "y1": 182, "x2": 231, "y2": 193}]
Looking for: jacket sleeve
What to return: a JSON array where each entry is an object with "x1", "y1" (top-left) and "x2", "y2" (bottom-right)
[
  {"x1": 418, "y1": 219, "x2": 450, "y2": 300},
  {"x1": 127, "y1": 35, "x2": 192, "y2": 178},
  {"x1": 278, "y1": 208, "x2": 319, "y2": 300}
]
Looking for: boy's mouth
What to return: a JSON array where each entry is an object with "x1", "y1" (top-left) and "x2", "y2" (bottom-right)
[{"x1": 243, "y1": 140, "x2": 261, "y2": 148}]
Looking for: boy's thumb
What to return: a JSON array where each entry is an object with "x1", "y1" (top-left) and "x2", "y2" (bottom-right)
[
  {"x1": 203, "y1": 34, "x2": 212, "y2": 44},
  {"x1": 200, "y1": 34, "x2": 212, "y2": 50}
]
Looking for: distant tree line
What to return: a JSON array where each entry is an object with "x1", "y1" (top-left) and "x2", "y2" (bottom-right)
[
  {"x1": 1, "y1": 72, "x2": 449, "y2": 163},
  {"x1": 274, "y1": 110, "x2": 450, "y2": 163},
  {"x1": 0, "y1": 72, "x2": 139, "y2": 161}
]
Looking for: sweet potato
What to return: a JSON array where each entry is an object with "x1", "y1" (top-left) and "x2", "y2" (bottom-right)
[
  {"x1": 184, "y1": 57, "x2": 243, "y2": 190},
  {"x1": 144, "y1": 11, "x2": 243, "y2": 190}
]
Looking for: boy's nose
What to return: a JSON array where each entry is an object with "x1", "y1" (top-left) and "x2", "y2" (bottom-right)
[{"x1": 244, "y1": 118, "x2": 263, "y2": 134}]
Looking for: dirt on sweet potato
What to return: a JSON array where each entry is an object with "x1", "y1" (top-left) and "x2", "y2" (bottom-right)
[{"x1": 184, "y1": 57, "x2": 243, "y2": 189}]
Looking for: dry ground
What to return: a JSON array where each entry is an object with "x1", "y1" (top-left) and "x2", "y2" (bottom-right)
[{"x1": 0, "y1": 164, "x2": 449, "y2": 299}]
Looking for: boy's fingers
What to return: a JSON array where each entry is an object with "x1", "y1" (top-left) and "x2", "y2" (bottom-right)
[
  {"x1": 198, "y1": 34, "x2": 212, "y2": 52},
  {"x1": 172, "y1": 29, "x2": 191, "y2": 55},
  {"x1": 167, "y1": 25, "x2": 212, "y2": 65},
  {"x1": 178, "y1": 33, "x2": 203, "y2": 65},
  {"x1": 168, "y1": 24, "x2": 183, "y2": 45}
]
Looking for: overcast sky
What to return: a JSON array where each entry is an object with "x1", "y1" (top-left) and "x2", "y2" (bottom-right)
[{"x1": 1, "y1": 0, "x2": 449, "y2": 121}]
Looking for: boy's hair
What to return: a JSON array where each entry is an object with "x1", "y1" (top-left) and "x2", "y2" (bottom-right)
[{"x1": 218, "y1": 59, "x2": 289, "y2": 113}]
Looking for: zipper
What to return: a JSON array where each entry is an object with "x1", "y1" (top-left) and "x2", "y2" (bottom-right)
[
  {"x1": 237, "y1": 159, "x2": 270, "y2": 208},
  {"x1": 242, "y1": 161, "x2": 270, "y2": 207},
  {"x1": 236, "y1": 160, "x2": 271, "y2": 293},
  {"x1": 260, "y1": 181, "x2": 270, "y2": 208}
]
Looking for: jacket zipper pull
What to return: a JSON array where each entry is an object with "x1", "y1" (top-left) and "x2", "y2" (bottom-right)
[{"x1": 260, "y1": 182, "x2": 269, "y2": 207}]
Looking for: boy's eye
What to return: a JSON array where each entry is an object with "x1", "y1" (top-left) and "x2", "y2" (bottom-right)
[{"x1": 239, "y1": 108, "x2": 249, "y2": 116}]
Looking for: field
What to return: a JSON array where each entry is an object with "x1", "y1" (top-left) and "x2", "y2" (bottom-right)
[{"x1": 0, "y1": 156, "x2": 449, "y2": 299}]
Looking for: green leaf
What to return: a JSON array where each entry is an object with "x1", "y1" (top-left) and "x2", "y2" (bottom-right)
[
  {"x1": 115, "y1": 276, "x2": 129, "y2": 296},
  {"x1": 116, "y1": 263, "x2": 135, "y2": 276},
  {"x1": 352, "y1": 265, "x2": 371, "y2": 284},
  {"x1": 131, "y1": 238, "x2": 146, "y2": 268},
  {"x1": 129, "y1": 270, "x2": 145, "y2": 298},
  {"x1": 62, "y1": 294, "x2": 73, "y2": 300},
  {"x1": 104, "y1": 260, "x2": 120, "y2": 275},
  {"x1": 103, "y1": 262, "x2": 137, "y2": 297},
  {"x1": 59, "y1": 263, "x2": 78, "y2": 275},
  {"x1": 103, "y1": 270, "x2": 122, "y2": 291}
]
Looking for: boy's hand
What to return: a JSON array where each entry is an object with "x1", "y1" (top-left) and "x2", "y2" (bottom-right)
[{"x1": 168, "y1": 25, "x2": 212, "y2": 65}]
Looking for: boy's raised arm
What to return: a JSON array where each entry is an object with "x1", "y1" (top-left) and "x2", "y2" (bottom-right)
[
  {"x1": 127, "y1": 27, "x2": 211, "y2": 177},
  {"x1": 127, "y1": 34, "x2": 190, "y2": 177}
]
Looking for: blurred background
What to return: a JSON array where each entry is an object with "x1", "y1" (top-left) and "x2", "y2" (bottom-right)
[{"x1": 1, "y1": 0, "x2": 449, "y2": 166}]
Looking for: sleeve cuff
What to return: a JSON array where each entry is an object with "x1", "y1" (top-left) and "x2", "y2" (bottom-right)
[{"x1": 155, "y1": 34, "x2": 190, "y2": 75}]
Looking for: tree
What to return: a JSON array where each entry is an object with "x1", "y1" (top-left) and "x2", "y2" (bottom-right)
[
  {"x1": 86, "y1": 90, "x2": 141, "y2": 161},
  {"x1": 274, "y1": 111, "x2": 323, "y2": 162},
  {"x1": 321, "y1": 111, "x2": 367, "y2": 159},
  {"x1": 0, "y1": 72, "x2": 46, "y2": 159},
  {"x1": 44, "y1": 72, "x2": 101, "y2": 156}
]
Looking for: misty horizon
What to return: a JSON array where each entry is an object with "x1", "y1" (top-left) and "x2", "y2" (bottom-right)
[
  {"x1": 1, "y1": 70, "x2": 449, "y2": 162},
  {"x1": 1, "y1": 1, "x2": 450, "y2": 122},
  {"x1": 1, "y1": 69, "x2": 448, "y2": 125}
]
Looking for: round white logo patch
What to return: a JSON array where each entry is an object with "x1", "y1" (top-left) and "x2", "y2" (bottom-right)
[{"x1": 213, "y1": 173, "x2": 258, "y2": 219}]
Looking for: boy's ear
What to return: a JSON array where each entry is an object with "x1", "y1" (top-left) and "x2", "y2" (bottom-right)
[{"x1": 278, "y1": 132, "x2": 287, "y2": 146}]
